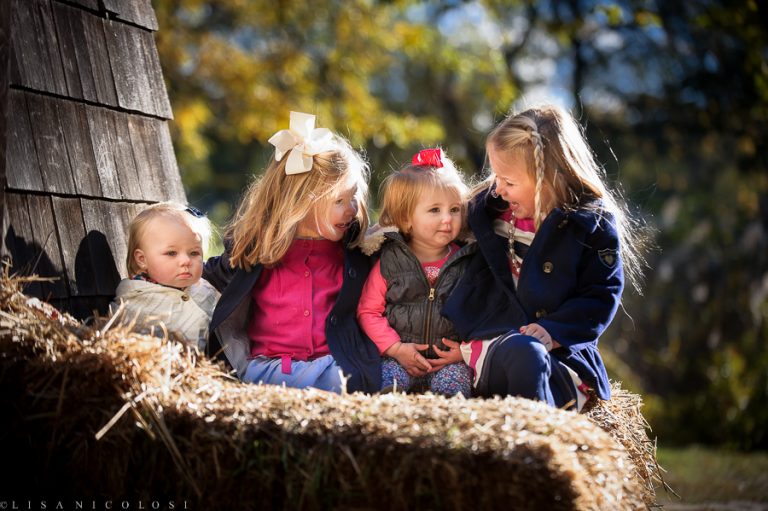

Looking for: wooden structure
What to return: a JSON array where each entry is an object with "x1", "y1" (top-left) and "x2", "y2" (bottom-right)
[{"x1": 0, "y1": 0, "x2": 185, "y2": 318}]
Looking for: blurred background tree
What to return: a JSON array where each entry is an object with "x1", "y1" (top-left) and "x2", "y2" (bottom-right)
[{"x1": 153, "y1": 0, "x2": 768, "y2": 450}]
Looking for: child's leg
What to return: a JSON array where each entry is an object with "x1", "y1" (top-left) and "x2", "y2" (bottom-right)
[
  {"x1": 244, "y1": 355, "x2": 343, "y2": 393},
  {"x1": 381, "y1": 357, "x2": 411, "y2": 392},
  {"x1": 429, "y1": 363, "x2": 473, "y2": 398}
]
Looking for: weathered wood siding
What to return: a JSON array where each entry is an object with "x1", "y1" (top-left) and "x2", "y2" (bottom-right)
[{"x1": 1, "y1": 0, "x2": 184, "y2": 319}]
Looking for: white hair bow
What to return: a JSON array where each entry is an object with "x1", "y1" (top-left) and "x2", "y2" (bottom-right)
[{"x1": 268, "y1": 111, "x2": 335, "y2": 175}]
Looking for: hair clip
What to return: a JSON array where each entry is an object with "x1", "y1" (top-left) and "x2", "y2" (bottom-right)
[
  {"x1": 268, "y1": 111, "x2": 335, "y2": 175},
  {"x1": 186, "y1": 206, "x2": 205, "y2": 218},
  {"x1": 411, "y1": 148, "x2": 444, "y2": 168}
]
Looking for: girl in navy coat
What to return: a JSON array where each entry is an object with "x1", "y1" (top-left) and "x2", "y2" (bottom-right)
[
  {"x1": 442, "y1": 104, "x2": 647, "y2": 409},
  {"x1": 203, "y1": 111, "x2": 380, "y2": 394}
]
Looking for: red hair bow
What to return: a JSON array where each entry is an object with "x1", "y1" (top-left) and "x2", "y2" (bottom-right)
[{"x1": 412, "y1": 148, "x2": 444, "y2": 168}]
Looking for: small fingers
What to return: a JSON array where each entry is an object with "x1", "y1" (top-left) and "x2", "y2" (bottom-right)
[{"x1": 441, "y1": 338, "x2": 461, "y2": 349}]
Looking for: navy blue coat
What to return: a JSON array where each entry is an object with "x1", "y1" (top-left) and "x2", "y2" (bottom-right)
[
  {"x1": 203, "y1": 226, "x2": 382, "y2": 394},
  {"x1": 442, "y1": 189, "x2": 623, "y2": 400}
]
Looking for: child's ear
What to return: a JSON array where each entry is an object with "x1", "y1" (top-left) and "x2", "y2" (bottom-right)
[{"x1": 134, "y1": 248, "x2": 147, "y2": 269}]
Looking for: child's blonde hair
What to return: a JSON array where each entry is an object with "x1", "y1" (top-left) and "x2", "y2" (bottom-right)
[
  {"x1": 482, "y1": 103, "x2": 647, "y2": 292},
  {"x1": 379, "y1": 149, "x2": 468, "y2": 237},
  {"x1": 126, "y1": 201, "x2": 212, "y2": 277},
  {"x1": 228, "y1": 135, "x2": 369, "y2": 270}
]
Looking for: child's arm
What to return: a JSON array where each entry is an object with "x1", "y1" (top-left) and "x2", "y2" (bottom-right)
[
  {"x1": 357, "y1": 260, "x2": 432, "y2": 376},
  {"x1": 536, "y1": 218, "x2": 623, "y2": 353},
  {"x1": 202, "y1": 250, "x2": 237, "y2": 293},
  {"x1": 356, "y1": 260, "x2": 403, "y2": 354}
]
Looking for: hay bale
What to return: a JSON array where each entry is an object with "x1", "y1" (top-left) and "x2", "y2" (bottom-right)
[{"x1": 0, "y1": 275, "x2": 659, "y2": 510}]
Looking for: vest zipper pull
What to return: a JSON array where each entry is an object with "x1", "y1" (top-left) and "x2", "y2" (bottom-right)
[{"x1": 428, "y1": 288, "x2": 435, "y2": 301}]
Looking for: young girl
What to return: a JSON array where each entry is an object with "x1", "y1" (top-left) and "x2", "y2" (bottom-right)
[
  {"x1": 442, "y1": 104, "x2": 647, "y2": 410},
  {"x1": 112, "y1": 201, "x2": 219, "y2": 351},
  {"x1": 203, "y1": 111, "x2": 381, "y2": 394},
  {"x1": 357, "y1": 148, "x2": 475, "y2": 397}
]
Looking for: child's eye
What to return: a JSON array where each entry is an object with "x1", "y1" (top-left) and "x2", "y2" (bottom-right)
[
  {"x1": 335, "y1": 198, "x2": 344, "y2": 205},
  {"x1": 190, "y1": 250, "x2": 201, "y2": 257},
  {"x1": 166, "y1": 251, "x2": 177, "y2": 256},
  {"x1": 428, "y1": 207, "x2": 440, "y2": 213},
  {"x1": 450, "y1": 206, "x2": 461, "y2": 213}
]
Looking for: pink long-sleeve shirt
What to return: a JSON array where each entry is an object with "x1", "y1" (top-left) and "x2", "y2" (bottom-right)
[
  {"x1": 357, "y1": 244, "x2": 458, "y2": 354},
  {"x1": 248, "y1": 238, "x2": 343, "y2": 363}
]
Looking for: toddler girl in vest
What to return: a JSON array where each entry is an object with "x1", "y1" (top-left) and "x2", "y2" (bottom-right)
[
  {"x1": 357, "y1": 148, "x2": 474, "y2": 397},
  {"x1": 203, "y1": 111, "x2": 381, "y2": 394},
  {"x1": 112, "y1": 201, "x2": 218, "y2": 351}
]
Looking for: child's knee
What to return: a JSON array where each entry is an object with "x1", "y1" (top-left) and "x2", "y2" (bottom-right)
[{"x1": 495, "y1": 333, "x2": 549, "y2": 367}]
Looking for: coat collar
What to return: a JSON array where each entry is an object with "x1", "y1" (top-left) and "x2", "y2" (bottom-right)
[{"x1": 471, "y1": 187, "x2": 610, "y2": 235}]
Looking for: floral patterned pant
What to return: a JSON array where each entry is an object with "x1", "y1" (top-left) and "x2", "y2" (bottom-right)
[{"x1": 381, "y1": 357, "x2": 472, "y2": 397}]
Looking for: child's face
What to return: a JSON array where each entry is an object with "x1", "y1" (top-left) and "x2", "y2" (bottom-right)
[
  {"x1": 406, "y1": 187, "x2": 462, "y2": 254},
  {"x1": 133, "y1": 216, "x2": 204, "y2": 288},
  {"x1": 297, "y1": 187, "x2": 359, "y2": 242},
  {"x1": 488, "y1": 145, "x2": 537, "y2": 218}
]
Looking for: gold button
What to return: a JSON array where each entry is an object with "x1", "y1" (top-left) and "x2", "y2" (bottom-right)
[
  {"x1": 536, "y1": 309, "x2": 547, "y2": 318},
  {"x1": 181, "y1": 294, "x2": 190, "y2": 301},
  {"x1": 543, "y1": 262, "x2": 553, "y2": 273}
]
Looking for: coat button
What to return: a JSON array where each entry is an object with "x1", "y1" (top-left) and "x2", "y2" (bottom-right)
[
  {"x1": 181, "y1": 294, "x2": 190, "y2": 301},
  {"x1": 558, "y1": 218, "x2": 568, "y2": 228},
  {"x1": 543, "y1": 262, "x2": 554, "y2": 273},
  {"x1": 348, "y1": 267, "x2": 357, "y2": 279},
  {"x1": 303, "y1": 310, "x2": 310, "y2": 316},
  {"x1": 535, "y1": 309, "x2": 547, "y2": 318},
  {"x1": 329, "y1": 315, "x2": 338, "y2": 325}
]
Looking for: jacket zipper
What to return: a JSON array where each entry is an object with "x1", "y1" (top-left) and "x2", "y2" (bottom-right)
[
  {"x1": 389, "y1": 235, "x2": 472, "y2": 355},
  {"x1": 424, "y1": 287, "x2": 436, "y2": 355}
]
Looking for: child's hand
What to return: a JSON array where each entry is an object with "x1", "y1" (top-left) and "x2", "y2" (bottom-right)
[
  {"x1": 384, "y1": 341, "x2": 431, "y2": 377},
  {"x1": 429, "y1": 338, "x2": 464, "y2": 371},
  {"x1": 519, "y1": 323, "x2": 555, "y2": 352}
]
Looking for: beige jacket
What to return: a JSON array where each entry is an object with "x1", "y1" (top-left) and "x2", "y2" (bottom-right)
[{"x1": 111, "y1": 278, "x2": 219, "y2": 351}]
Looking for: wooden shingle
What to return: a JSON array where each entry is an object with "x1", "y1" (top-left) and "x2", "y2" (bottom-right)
[
  {"x1": 11, "y1": 0, "x2": 50, "y2": 92},
  {"x1": 58, "y1": 99, "x2": 101, "y2": 197},
  {"x1": 139, "y1": 29, "x2": 173, "y2": 119},
  {"x1": 86, "y1": 104, "x2": 122, "y2": 199},
  {"x1": 33, "y1": 0, "x2": 68, "y2": 96},
  {"x1": 5, "y1": 193, "x2": 44, "y2": 298},
  {"x1": 50, "y1": 196, "x2": 95, "y2": 296},
  {"x1": 128, "y1": 115, "x2": 168, "y2": 202},
  {"x1": 52, "y1": 1, "x2": 84, "y2": 100},
  {"x1": 81, "y1": 198, "x2": 128, "y2": 292},
  {"x1": 54, "y1": 2, "x2": 99, "y2": 103},
  {"x1": 5, "y1": 193, "x2": 69, "y2": 299},
  {"x1": 111, "y1": 110, "x2": 143, "y2": 200},
  {"x1": 102, "y1": 0, "x2": 158, "y2": 32},
  {"x1": 83, "y1": 12, "x2": 118, "y2": 106},
  {"x1": 26, "y1": 92, "x2": 78, "y2": 195},
  {"x1": 26, "y1": 193, "x2": 69, "y2": 298},
  {"x1": 154, "y1": 120, "x2": 186, "y2": 203},
  {"x1": 104, "y1": 19, "x2": 156, "y2": 116},
  {"x1": 5, "y1": 90, "x2": 45, "y2": 192}
]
